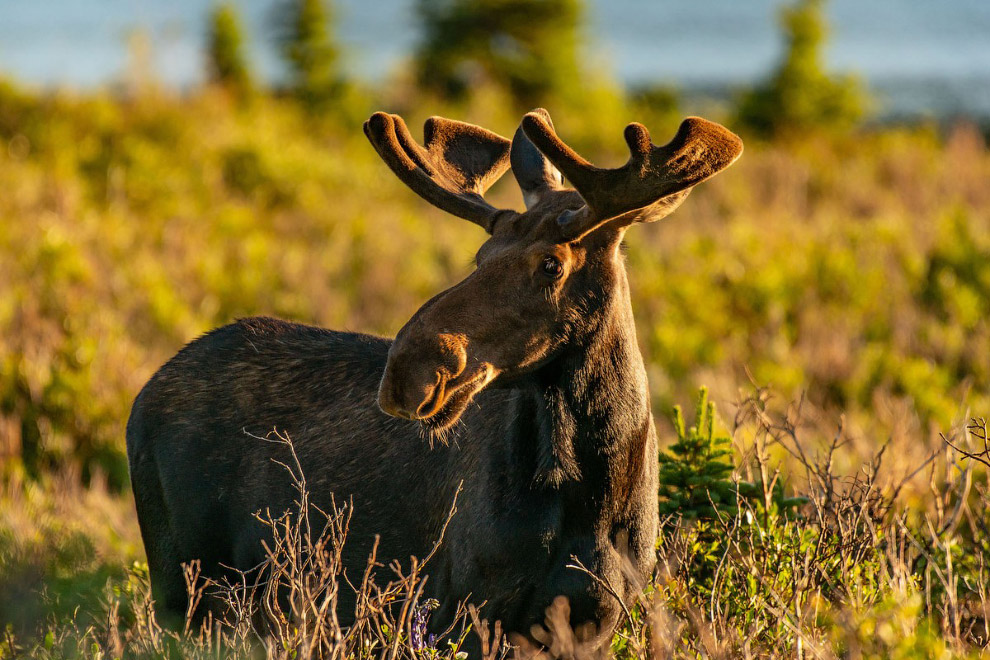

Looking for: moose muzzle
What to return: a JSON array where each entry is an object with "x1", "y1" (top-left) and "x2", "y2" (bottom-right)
[{"x1": 378, "y1": 331, "x2": 469, "y2": 421}]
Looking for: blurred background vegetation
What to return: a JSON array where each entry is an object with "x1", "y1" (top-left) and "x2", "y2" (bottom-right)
[{"x1": 0, "y1": 0, "x2": 988, "y2": 656}]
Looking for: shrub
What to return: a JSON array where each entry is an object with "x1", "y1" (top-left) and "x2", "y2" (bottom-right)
[
  {"x1": 274, "y1": 0, "x2": 342, "y2": 109},
  {"x1": 206, "y1": 2, "x2": 254, "y2": 100},
  {"x1": 735, "y1": 0, "x2": 867, "y2": 137},
  {"x1": 414, "y1": 0, "x2": 584, "y2": 107},
  {"x1": 658, "y1": 386, "x2": 738, "y2": 521}
]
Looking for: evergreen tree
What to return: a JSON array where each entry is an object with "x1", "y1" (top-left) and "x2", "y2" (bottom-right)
[
  {"x1": 207, "y1": 2, "x2": 253, "y2": 98},
  {"x1": 736, "y1": 0, "x2": 866, "y2": 137},
  {"x1": 414, "y1": 0, "x2": 583, "y2": 107},
  {"x1": 658, "y1": 387, "x2": 738, "y2": 521},
  {"x1": 275, "y1": 0, "x2": 340, "y2": 107},
  {"x1": 658, "y1": 387, "x2": 808, "y2": 524}
]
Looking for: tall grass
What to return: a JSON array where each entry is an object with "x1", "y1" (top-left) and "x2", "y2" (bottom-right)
[{"x1": 1, "y1": 398, "x2": 987, "y2": 657}]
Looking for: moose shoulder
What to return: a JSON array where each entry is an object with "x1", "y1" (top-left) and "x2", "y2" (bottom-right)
[{"x1": 126, "y1": 109, "x2": 742, "y2": 651}]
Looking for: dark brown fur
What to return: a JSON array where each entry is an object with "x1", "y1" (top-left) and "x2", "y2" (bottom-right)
[{"x1": 126, "y1": 110, "x2": 741, "y2": 653}]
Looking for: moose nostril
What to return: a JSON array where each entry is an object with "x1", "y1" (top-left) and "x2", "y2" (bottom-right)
[
  {"x1": 380, "y1": 333, "x2": 468, "y2": 420},
  {"x1": 379, "y1": 368, "x2": 448, "y2": 420},
  {"x1": 414, "y1": 373, "x2": 445, "y2": 418}
]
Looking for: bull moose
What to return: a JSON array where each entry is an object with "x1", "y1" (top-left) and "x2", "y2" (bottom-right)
[{"x1": 126, "y1": 108, "x2": 742, "y2": 652}]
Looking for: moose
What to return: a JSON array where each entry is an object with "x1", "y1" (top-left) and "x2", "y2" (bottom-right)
[{"x1": 126, "y1": 108, "x2": 742, "y2": 652}]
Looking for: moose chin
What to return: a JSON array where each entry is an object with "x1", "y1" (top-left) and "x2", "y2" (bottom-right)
[{"x1": 126, "y1": 108, "x2": 742, "y2": 654}]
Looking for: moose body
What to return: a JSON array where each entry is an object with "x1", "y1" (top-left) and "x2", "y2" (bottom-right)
[
  {"x1": 128, "y1": 306, "x2": 656, "y2": 639},
  {"x1": 127, "y1": 109, "x2": 741, "y2": 651}
]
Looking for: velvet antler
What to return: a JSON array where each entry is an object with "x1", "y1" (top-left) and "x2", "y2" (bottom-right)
[
  {"x1": 364, "y1": 112, "x2": 512, "y2": 232},
  {"x1": 520, "y1": 111, "x2": 743, "y2": 238}
]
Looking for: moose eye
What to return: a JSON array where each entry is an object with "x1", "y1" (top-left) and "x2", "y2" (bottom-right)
[{"x1": 541, "y1": 256, "x2": 563, "y2": 279}]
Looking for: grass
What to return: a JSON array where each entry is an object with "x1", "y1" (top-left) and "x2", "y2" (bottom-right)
[
  {"x1": 1, "y1": 397, "x2": 987, "y2": 658},
  {"x1": 0, "y1": 78, "x2": 988, "y2": 656}
]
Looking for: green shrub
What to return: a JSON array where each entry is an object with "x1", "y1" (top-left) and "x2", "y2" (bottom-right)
[
  {"x1": 735, "y1": 0, "x2": 867, "y2": 137},
  {"x1": 274, "y1": 0, "x2": 341, "y2": 109},
  {"x1": 658, "y1": 386, "x2": 738, "y2": 521},
  {"x1": 659, "y1": 389, "x2": 807, "y2": 523},
  {"x1": 206, "y1": 2, "x2": 254, "y2": 100},
  {"x1": 414, "y1": 0, "x2": 584, "y2": 107}
]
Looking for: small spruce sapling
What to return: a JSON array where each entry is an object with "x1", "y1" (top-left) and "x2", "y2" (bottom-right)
[
  {"x1": 658, "y1": 387, "x2": 806, "y2": 524},
  {"x1": 658, "y1": 387, "x2": 738, "y2": 521}
]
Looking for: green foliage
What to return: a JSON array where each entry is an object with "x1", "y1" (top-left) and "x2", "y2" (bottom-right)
[
  {"x1": 626, "y1": 125, "x2": 990, "y2": 433},
  {"x1": 825, "y1": 592, "x2": 969, "y2": 659},
  {"x1": 0, "y1": 474, "x2": 139, "y2": 637},
  {"x1": 655, "y1": 389, "x2": 813, "y2": 647},
  {"x1": 658, "y1": 387, "x2": 807, "y2": 522},
  {"x1": 206, "y1": 2, "x2": 254, "y2": 99},
  {"x1": 921, "y1": 206, "x2": 990, "y2": 331},
  {"x1": 275, "y1": 0, "x2": 341, "y2": 108},
  {"x1": 646, "y1": 396, "x2": 990, "y2": 656},
  {"x1": 736, "y1": 0, "x2": 867, "y2": 137},
  {"x1": 414, "y1": 0, "x2": 584, "y2": 107},
  {"x1": 658, "y1": 387, "x2": 737, "y2": 520},
  {"x1": 0, "y1": 79, "x2": 987, "y2": 494}
]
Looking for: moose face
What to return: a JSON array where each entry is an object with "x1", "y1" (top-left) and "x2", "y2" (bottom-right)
[
  {"x1": 365, "y1": 109, "x2": 742, "y2": 432},
  {"x1": 378, "y1": 192, "x2": 618, "y2": 431}
]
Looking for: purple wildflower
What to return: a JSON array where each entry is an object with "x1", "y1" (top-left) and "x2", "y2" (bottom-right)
[{"x1": 411, "y1": 598, "x2": 441, "y2": 652}]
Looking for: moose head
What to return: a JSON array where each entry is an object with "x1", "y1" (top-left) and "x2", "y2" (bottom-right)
[{"x1": 365, "y1": 109, "x2": 742, "y2": 434}]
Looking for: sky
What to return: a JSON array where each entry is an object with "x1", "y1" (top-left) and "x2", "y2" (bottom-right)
[{"x1": 0, "y1": 0, "x2": 988, "y2": 116}]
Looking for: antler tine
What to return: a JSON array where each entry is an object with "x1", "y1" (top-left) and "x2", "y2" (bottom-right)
[
  {"x1": 519, "y1": 112, "x2": 596, "y2": 192},
  {"x1": 364, "y1": 112, "x2": 512, "y2": 232},
  {"x1": 521, "y1": 112, "x2": 743, "y2": 238}
]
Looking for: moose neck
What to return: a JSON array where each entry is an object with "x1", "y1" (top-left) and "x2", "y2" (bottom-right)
[{"x1": 521, "y1": 264, "x2": 653, "y2": 500}]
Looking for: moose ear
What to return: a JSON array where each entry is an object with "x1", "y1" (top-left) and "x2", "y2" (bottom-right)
[{"x1": 510, "y1": 108, "x2": 563, "y2": 210}]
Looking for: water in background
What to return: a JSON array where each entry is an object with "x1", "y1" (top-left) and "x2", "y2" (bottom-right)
[{"x1": 0, "y1": 0, "x2": 988, "y2": 118}]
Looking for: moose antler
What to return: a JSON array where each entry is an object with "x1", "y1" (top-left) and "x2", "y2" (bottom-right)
[
  {"x1": 364, "y1": 112, "x2": 512, "y2": 232},
  {"x1": 521, "y1": 111, "x2": 743, "y2": 238}
]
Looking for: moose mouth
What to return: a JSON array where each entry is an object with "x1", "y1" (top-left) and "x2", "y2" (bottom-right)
[{"x1": 418, "y1": 365, "x2": 494, "y2": 435}]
